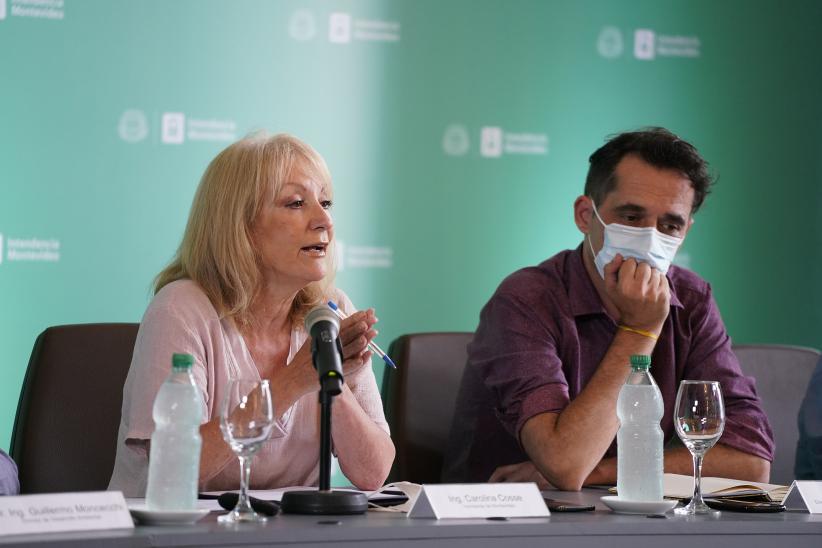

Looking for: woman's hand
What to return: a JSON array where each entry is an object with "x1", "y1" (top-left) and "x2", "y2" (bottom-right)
[
  {"x1": 277, "y1": 308, "x2": 377, "y2": 399},
  {"x1": 338, "y1": 308, "x2": 377, "y2": 376},
  {"x1": 268, "y1": 340, "x2": 317, "y2": 413}
]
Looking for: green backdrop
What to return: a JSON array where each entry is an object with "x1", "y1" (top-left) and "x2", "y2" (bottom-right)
[{"x1": 2, "y1": 0, "x2": 820, "y2": 482}]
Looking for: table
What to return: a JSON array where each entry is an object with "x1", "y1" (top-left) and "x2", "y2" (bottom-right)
[{"x1": 2, "y1": 489, "x2": 820, "y2": 548}]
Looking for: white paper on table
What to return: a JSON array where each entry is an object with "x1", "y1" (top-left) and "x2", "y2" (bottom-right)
[
  {"x1": 662, "y1": 473, "x2": 789, "y2": 501},
  {"x1": 367, "y1": 482, "x2": 422, "y2": 513},
  {"x1": 200, "y1": 486, "x2": 315, "y2": 503}
]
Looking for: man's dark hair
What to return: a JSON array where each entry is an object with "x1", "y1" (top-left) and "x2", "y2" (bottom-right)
[{"x1": 585, "y1": 127, "x2": 714, "y2": 214}]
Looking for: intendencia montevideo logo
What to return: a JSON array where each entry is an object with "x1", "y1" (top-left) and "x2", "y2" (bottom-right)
[
  {"x1": 597, "y1": 26, "x2": 624, "y2": 59},
  {"x1": 2, "y1": 235, "x2": 61, "y2": 263},
  {"x1": 3, "y1": 0, "x2": 65, "y2": 20},
  {"x1": 118, "y1": 110, "x2": 149, "y2": 143},
  {"x1": 442, "y1": 124, "x2": 470, "y2": 157},
  {"x1": 289, "y1": 9, "x2": 316, "y2": 41}
]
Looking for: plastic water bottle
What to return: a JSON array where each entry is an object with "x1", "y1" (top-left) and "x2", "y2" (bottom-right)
[
  {"x1": 145, "y1": 353, "x2": 203, "y2": 510},
  {"x1": 616, "y1": 354, "x2": 664, "y2": 501}
]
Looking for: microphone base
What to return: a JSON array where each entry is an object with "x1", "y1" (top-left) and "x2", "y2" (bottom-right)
[{"x1": 280, "y1": 490, "x2": 368, "y2": 515}]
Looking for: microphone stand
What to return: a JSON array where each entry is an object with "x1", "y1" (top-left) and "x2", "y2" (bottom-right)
[{"x1": 281, "y1": 339, "x2": 368, "y2": 515}]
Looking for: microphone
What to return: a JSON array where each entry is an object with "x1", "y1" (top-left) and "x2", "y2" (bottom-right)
[
  {"x1": 281, "y1": 305, "x2": 368, "y2": 515},
  {"x1": 304, "y1": 306, "x2": 344, "y2": 394}
]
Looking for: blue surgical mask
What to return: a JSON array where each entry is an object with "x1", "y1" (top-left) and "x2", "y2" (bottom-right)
[{"x1": 586, "y1": 201, "x2": 683, "y2": 278}]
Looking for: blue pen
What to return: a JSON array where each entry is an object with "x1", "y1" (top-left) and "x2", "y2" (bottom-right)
[{"x1": 327, "y1": 300, "x2": 397, "y2": 369}]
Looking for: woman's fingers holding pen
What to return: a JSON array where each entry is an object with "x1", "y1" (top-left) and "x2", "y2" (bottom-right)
[
  {"x1": 339, "y1": 309, "x2": 377, "y2": 360},
  {"x1": 339, "y1": 309, "x2": 377, "y2": 339},
  {"x1": 342, "y1": 347, "x2": 372, "y2": 377},
  {"x1": 339, "y1": 310, "x2": 375, "y2": 375},
  {"x1": 341, "y1": 330, "x2": 375, "y2": 362},
  {"x1": 339, "y1": 308, "x2": 377, "y2": 331}
]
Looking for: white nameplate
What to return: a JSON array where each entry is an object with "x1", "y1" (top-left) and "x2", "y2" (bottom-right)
[
  {"x1": 784, "y1": 481, "x2": 822, "y2": 513},
  {"x1": 408, "y1": 483, "x2": 549, "y2": 519},
  {"x1": 0, "y1": 491, "x2": 134, "y2": 536}
]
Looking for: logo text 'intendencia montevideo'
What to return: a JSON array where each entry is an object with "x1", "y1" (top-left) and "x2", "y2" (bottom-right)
[
  {"x1": 480, "y1": 127, "x2": 549, "y2": 158},
  {"x1": 597, "y1": 26, "x2": 701, "y2": 60},
  {"x1": 117, "y1": 110, "x2": 238, "y2": 145},
  {"x1": 335, "y1": 241, "x2": 393, "y2": 271},
  {"x1": 162, "y1": 112, "x2": 238, "y2": 145},
  {"x1": 3, "y1": 0, "x2": 65, "y2": 20},
  {"x1": 442, "y1": 125, "x2": 549, "y2": 158},
  {"x1": 289, "y1": 9, "x2": 400, "y2": 44},
  {"x1": 1, "y1": 235, "x2": 61, "y2": 263}
]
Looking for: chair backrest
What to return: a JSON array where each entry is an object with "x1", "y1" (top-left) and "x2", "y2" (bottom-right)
[
  {"x1": 10, "y1": 323, "x2": 140, "y2": 493},
  {"x1": 382, "y1": 332, "x2": 474, "y2": 484},
  {"x1": 733, "y1": 344, "x2": 821, "y2": 485}
]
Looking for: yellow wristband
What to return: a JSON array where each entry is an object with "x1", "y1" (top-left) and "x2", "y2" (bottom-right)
[{"x1": 618, "y1": 325, "x2": 659, "y2": 341}]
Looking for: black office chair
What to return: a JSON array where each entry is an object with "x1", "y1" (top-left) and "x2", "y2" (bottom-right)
[
  {"x1": 10, "y1": 323, "x2": 140, "y2": 493},
  {"x1": 382, "y1": 332, "x2": 474, "y2": 484}
]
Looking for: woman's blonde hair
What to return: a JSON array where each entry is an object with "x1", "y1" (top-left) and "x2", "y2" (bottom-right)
[{"x1": 155, "y1": 132, "x2": 335, "y2": 327}]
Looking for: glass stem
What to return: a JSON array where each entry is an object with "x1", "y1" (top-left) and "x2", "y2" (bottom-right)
[
  {"x1": 236, "y1": 454, "x2": 253, "y2": 513},
  {"x1": 691, "y1": 452, "x2": 704, "y2": 506}
]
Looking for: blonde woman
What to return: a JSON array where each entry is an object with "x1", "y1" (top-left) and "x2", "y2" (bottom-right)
[{"x1": 109, "y1": 133, "x2": 394, "y2": 496}]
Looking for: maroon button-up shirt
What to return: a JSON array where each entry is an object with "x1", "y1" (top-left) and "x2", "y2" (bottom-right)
[{"x1": 443, "y1": 246, "x2": 774, "y2": 483}]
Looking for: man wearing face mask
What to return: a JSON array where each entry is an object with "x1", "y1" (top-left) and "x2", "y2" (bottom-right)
[{"x1": 443, "y1": 127, "x2": 774, "y2": 489}]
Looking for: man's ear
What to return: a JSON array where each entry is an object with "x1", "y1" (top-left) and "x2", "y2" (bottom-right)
[
  {"x1": 683, "y1": 215, "x2": 695, "y2": 237},
  {"x1": 573, "y1": 195, "x2": 593, "y2": 234}
]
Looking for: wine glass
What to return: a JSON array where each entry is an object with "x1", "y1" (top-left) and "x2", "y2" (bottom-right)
[
  {"x1": 218, "y1": 378, "x2": 275, "y2": 524},
  {"x1": 673, "y1": 380, "x2": 725, "y2": 515}
]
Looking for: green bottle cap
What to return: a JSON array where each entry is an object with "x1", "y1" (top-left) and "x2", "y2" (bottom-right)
[
  {"x1": 172, "y1": 353, "x2": 194, "y2": 369},
  {"x1": 629, "y1": 354, "x2": 651, "y2": 370}
]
